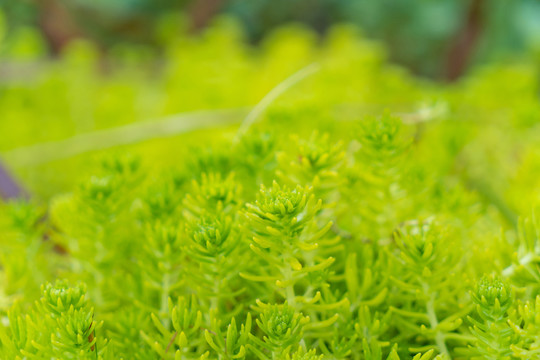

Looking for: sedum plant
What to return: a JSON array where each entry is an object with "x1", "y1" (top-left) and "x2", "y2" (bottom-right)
[
  {"x1": 2, "y1": 108, "x2": 540, "y2": 359},
  {"x1": 0, "y1": 280, "x2": 105, "y2": 360},
  {"x1": 1, "y1": 111, "x2": 538, "y2": 359},
  {"x1": 2, "y1": 16, "x2": 540, "y2": 360}
]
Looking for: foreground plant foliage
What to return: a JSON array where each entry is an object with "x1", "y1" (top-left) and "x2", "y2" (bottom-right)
[{"x1": 2, "y1": 17, "x2": 540, "y2": 360}]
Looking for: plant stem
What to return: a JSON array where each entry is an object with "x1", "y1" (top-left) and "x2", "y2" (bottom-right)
[
  {"x1": 283, "y1": 266, "x2": 296, "y2": 307},
  {"x1": 210, "y1": 271, "x2": 220, "y2": 310},
  {"x1": 286, "y1": 285, "x2": 296, "y2": 308},
  {"x1": 425, "y1": 289, "x2": 450, "y2": 358},
  {"x1": 161, "y1": 270, "x2": 171, "y2": 329},
  {"x1": 235, "y1": 63, "x2": 320, "y2": 142}
]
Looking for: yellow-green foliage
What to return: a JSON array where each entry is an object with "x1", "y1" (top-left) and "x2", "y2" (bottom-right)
[{"x1": 1, "y1": 13, "x2": 540, "y2": 360}]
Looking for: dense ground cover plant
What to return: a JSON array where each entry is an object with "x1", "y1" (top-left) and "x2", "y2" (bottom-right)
[{"x1": 2, "y1": 16, "x2": 540, "y2": 360}]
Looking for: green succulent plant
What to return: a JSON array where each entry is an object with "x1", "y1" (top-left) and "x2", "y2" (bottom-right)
[{"x1": 1, "y1": 14, "x2": 540, "y2": 360}]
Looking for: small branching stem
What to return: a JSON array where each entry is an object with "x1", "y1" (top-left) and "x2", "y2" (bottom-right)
[
  {"x1": 283, "y1": 266, "x2": 296, "y2": 308},
  {"x1": 211, "y1": 281, "x2": 220, "y2": 310},
  {"x1": 286, "y1": 285, "x2": 296, "y2": 308},
  {"x1": 165, "y1": 332, "x2": 177, "y2": 355},
  {"x1": 424, "y1": 284, "x2": 450, "y2": 358},
  {"x1": 161, "y1": 270, "x2": 171, "y2": 329},
  {"x1": 210, "y1": 263, "x2": 221, "y2": 310}
]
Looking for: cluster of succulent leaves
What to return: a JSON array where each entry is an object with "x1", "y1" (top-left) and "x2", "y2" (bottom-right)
[{"x1": 2, "y1": 12, "x2": 540, "y2": 360}]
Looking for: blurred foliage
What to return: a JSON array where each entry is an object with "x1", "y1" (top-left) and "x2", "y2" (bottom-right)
[
  {"x1": 1, "y1": 0, "x2": 540, "y2": 77},
  {"x1": 0, "y1": 3, "x2": 539, "y2": 359},
  {"x1": 0, "y1": 10, "x2": 538, "y2": 209}
]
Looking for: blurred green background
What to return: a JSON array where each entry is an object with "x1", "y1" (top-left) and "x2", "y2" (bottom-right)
[
  {"x1": 1, "y1": 0, "x2": 540, "y2": 203},
  {"x1": 1, "y1": 0, "x2": 540, "y2": 79}
]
